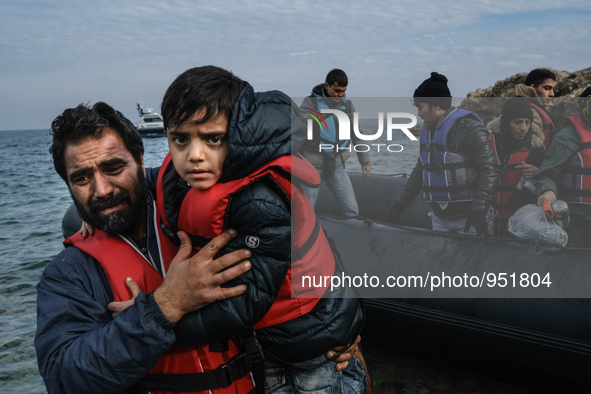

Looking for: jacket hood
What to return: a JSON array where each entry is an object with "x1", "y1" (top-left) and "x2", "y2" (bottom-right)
[
  {"x1": 219, "y1": 84, "x2": 305, "y2": 183},
  {"x1": 310, "y1": 83, "x2": 350, "y2": 108},
  {"x1": 311, "y1": 83, "x2": 325, "y2": 98},
  {"x1": 507, "y1": 84, "x2": 544, "y2": 107},
  {"x1": 487, "y1": 115, "x2": 545, "y2": 150}
]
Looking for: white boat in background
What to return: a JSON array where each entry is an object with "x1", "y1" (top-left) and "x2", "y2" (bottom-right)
[{"x1": 136, "y1": 103, "x2": 165, "y2": 137}]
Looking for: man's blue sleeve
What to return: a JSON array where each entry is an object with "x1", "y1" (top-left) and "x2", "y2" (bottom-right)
[{"x1": 35, "y1": 247, "x2": 176, "y2": 394}]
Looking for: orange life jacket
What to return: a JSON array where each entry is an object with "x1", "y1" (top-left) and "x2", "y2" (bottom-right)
[
  {"x1": 489, "y1": 132, "x2": 530, "y2": 219},
  {"x1": 560, "y1": 114, "x2": 591, "y2": 204},
  {"x1": 65, "y1": 216, "x2": 255, "y2": 394},
  {"x1": 156, "y1": 153, "x2": 335, "y2": 329},
  {"x1": 530, "y1": 102, "x2": 555, "y2": 152}
]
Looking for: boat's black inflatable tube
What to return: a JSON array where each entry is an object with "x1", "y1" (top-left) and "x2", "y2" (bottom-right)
[{"x1": 315, "y1": 173, "x2": 591, "y2": 390}]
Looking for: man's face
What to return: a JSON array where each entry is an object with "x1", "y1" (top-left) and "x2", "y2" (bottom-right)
[
  {"x1": 532, "y1": 78, "x2": 555, "y2": 110},
  {"x1": 416, "y1": 102, "x2": 442, "y2": 129},
  {"x1": 508, "y1": 118, "x2": 531, "y2": 141},
  {"x1": 167, "y1": 110, "x2": 229, "y2": 191},
  {"x1": 325, "y1": 82, "x2": 347, "y2": 103},
  {"x1": 65, "y1": 128, "x2": 146, "y2": 235}
]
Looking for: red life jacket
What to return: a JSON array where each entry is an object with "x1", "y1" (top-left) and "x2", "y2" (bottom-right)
[
  {"x1": 530, "y1": 102, "x2": 555, "y2": 152},
  {"x1": 560, "y1": 115, "x2": 591, "y2": 204},
  {"x1": 65, "y1": 213, "x2": 255, "y2": 394},
  {"x1": 156, "y1": 153, "x2": 335, "y2": 330},
  {"x1": 489, "y1": 132, "x2": 530, "y2": 219}
]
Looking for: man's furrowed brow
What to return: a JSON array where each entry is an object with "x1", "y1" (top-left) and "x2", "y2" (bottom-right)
[{"x1": 99, "y1": 157, "x2": 128, "y2": 167}]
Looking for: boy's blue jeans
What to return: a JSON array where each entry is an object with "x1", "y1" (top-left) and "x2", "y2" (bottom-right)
[
  {"x1": 302, "y1": 165, "x2": 359, "y2": 218},
  {"x1": 264, "y1": 354, "x2": 367, "y2": 393}
]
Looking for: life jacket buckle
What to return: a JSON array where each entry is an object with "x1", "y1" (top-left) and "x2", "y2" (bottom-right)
[{"x1": 242, "y1": 331, "x2": 265, "y2": 365}]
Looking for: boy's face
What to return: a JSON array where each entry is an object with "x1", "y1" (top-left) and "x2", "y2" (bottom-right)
[{"x1": 166, "y1": 110, "x2": 229, "y2": 190}]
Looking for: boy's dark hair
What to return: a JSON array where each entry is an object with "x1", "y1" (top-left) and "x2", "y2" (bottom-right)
[
  {"x1": 162, "y1": 66, "x2": 245, "y2": 130},
  {"x1": 50, "y1": 102, "x2": 144, "y2": 183},
  {"x1": 325, "y1": 69, "x2": 348, "y2": 87},
  {"x1": 524, "y1": 69, "x2": 556, "y2": 87}
]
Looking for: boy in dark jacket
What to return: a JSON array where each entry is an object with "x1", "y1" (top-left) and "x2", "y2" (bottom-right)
[{"x1": 112, "y1": 66, "x2": 367, "y2": 393}]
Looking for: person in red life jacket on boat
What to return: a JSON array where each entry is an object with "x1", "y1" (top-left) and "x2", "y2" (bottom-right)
[
  {"x1": 533, "y1": 87, "x2": 591, "y2": 248},
  {"x1": 508, "y1": 69, "x2": 557, "y2": 151},
  {"x1": 487, "y1": 97, "x2": 546, "y2": 237},
  {"x1": 101, "y1": 66, "x2": 368, "y2": 394},
  {"x1": 389, "y1": 72, "x2": 499, "y2": 236},
  {"x1": 35, "y1": 102, "x2": 256, "y2": 394}
]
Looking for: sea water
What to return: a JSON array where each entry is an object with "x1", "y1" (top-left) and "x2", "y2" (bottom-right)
[{"x1": 0, "y1": 120, "x2": 417, "y2": 392}]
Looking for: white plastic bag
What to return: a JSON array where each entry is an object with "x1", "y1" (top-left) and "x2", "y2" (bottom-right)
[{"x1": 508, "y1": 204, "x2": 568, "y2": 247}]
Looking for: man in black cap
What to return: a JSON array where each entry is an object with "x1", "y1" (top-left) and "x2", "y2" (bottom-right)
[
  {"x1": 534, "y1": 87, "x2": 591, "y2": 247},
  {"x1": 389, "y1": 72, "x2": 499, "y2": 236}
]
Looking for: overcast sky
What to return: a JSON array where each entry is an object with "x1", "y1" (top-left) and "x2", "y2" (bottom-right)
[{"x1": 1, "y1": 0, "x2": 590, "y2": 131}]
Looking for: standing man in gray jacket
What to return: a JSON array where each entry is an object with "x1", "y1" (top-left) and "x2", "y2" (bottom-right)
[{"x1": 300, "y1": 69, "x2": 370, "y2": 218}]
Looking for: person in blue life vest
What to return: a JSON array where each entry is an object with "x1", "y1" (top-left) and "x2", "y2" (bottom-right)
[
  {"x1": 388, "y1": 72, "x2": 499, "y2": 236},
  {"x1": 97, "y1": 66, "x2": 369, "y2": 393},
  {"x1": 299, "y1": 69, "x2": 371, "y2": 218},
  {"x1": 488, "y1": 97, "x2": 546, "y2": 237},
  {"x1": 533, "y1": 87, "x2": 591, "y2": 248}
]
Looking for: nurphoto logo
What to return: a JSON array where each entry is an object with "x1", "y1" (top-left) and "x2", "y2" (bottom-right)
[{"x1": 301, "y1": 107, "x2": 418, "y2": 153}]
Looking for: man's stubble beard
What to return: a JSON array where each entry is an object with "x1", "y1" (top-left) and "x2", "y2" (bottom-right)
[{"x1": 72, "y1": 166, "x2": 148, "y2": 235}]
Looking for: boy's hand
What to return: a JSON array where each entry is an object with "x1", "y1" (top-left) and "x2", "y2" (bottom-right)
[
  {"x1": 153, "y1": 230, "x2": 251, "y2": 323},
  {"x1": 325, "y1": 335, "x2": 361, "y2": 371},
  {"x1": 108, "y1": 278, "x2": 141, "y2": 318},
  {"x1": 80, "y1": 221, "x2": 95, "y2": 238}
]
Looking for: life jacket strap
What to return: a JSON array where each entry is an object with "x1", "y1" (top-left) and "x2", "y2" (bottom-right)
[
  {"x1": 291, "y1": 218, "x2": 321, "y2": 261},
  {"x1": 422, "y1": 182, "x2": 475, "y2": 194},
  {"x1": 560, "y1": 188, "x2": 591, "y2": 198},
  {"x1": 563, "y1": 167, "x2": 591, "y2": 175},
  {"x1": 423, "y1": 161, "x2": 469, "y2": 173},
  {"x1": 420, "y1": 142, "x2": 448, "y2": 154},
  {"x1": 133, "y1": 351, "x2": 252, "y2": 392},
  {"x1": 242, "y1": 331, "x2": 266, "y2": 394}
]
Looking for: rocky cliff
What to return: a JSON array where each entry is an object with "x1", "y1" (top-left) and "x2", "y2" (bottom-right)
[{"x1": 460, "y1": 66, "x2": 591, "y2": 125}]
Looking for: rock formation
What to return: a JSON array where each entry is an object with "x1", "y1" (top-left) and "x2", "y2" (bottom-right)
[{"x1": 460, "y1": 67, "x2": 591, "y2": 126}]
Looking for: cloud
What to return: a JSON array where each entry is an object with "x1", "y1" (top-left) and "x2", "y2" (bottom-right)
[{"x1": 0, "y1": 0, "x2": 589, "y2": 130}]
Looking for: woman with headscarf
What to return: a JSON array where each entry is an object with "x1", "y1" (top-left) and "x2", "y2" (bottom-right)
[{"x1": 488, "y1": 97, "x2": 546, "y2": 236}]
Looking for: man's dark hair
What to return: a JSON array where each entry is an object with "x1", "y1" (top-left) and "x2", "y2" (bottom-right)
[
  {"x1": 50, "y1": 102, "x2": 144, "y2": 183},
  {"x1": 524, "y1": 69, "x2": 556, "y2": 87},
  {"x1": 162, "y1": 66, "x2": 245, "y2": 130},
  {"x1": 325, "y1": 69, "x2": 348, "y2": 87},
  {"x1": 412, "y1": 98, "x2": 452, "y2": 111}
]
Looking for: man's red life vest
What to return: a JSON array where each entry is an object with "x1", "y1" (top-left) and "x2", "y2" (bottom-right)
[
  {"x1": 530, "y1": 102, "x2": 555, "y2": 152},
  {"x1": 156, "y1": 153, "x2": 336, "y2": 330},
  {"x1": 65, "y1": 216, "x2": 255, "y2": 394},
  {"x1": 489, "y1": 132, "x2": 530, "y2": 219},
  {"x1": 560, "y1": 115, "x2": 591, "y2": 204}
]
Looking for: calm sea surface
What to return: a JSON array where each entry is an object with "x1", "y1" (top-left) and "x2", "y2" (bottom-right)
[{"x1": 0, "y1": 122, "x2": 417, "y2": 392}]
